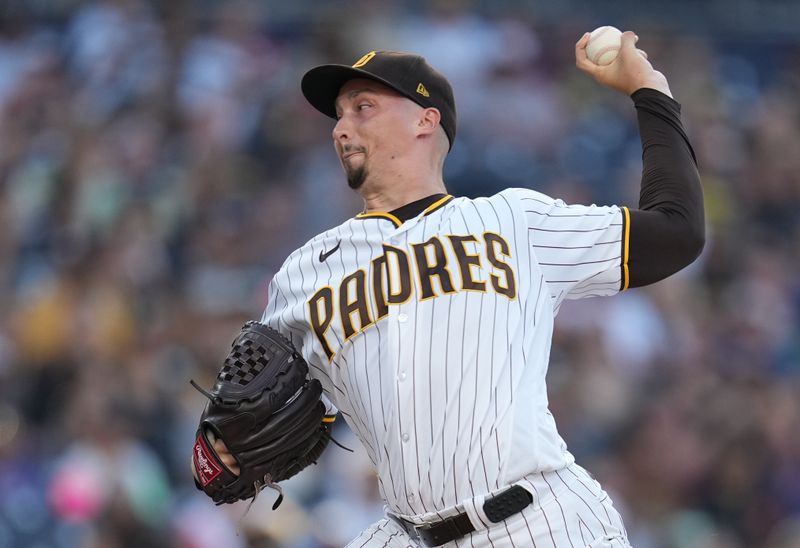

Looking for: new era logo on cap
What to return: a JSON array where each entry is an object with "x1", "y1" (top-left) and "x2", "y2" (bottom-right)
[{"x1": 301, "y1": 51, "x2": 457, "y2": 150}]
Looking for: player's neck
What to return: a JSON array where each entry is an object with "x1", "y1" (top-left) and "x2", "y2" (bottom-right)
[
  {"x1": 360, "y1": 178, "x2": 447, "y2": 213},
  {"x1": 357, "y1": 142, "x2": 449, "y2": 212}
]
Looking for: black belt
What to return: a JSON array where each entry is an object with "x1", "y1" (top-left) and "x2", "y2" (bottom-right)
[{"x1": 390, "y1": 485, "x2": 533, "y2": 547}]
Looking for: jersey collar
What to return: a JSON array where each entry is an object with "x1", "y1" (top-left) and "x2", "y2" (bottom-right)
[{"x1": 355, "y1": 194, "x2": 454, "y2": 228}]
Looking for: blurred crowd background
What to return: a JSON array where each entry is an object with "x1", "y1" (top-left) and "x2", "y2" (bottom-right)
[{"x1": 0, "y1": 0, "x2": 798, "y2": 546}]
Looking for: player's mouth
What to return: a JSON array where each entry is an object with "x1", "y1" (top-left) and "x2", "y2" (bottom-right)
[
  {"x1": 341, "y1": 145, "x2": 366, "y2": 161},
  {"x1": 342, "y1": 151, "x2": 364, "y2": 161}
]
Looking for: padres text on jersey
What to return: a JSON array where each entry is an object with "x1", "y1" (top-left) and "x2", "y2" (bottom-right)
[{"x1": 308, "y1": 232, "x2": 517, "y2": 361}]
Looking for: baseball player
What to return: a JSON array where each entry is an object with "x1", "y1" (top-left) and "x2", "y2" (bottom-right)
[{"x1": 206, "y1": 31, "x2": 704, "y2": 547}]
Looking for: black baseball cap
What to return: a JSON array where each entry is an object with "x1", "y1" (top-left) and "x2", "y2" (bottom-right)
[{"x1": 301, "y1": 51, "x2": 457, "y2": 150}]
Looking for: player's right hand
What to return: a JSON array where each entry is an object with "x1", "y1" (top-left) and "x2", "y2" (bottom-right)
[{"x1": 575, "y1": 31, "x2": 672, "y2": 98}]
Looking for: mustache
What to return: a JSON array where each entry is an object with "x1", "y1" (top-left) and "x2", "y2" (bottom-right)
[{"x1": 341, "y1": 144, "x2": 366, "y2": 156}]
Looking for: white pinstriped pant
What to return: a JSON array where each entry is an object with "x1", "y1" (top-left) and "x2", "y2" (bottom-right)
[{"x1": 346, "y1": 464, "x2": 631, "y2": 548}]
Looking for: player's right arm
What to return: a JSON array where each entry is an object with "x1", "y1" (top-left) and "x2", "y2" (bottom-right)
[{"x1": 575, "y1": 30, "x2": 705, "y2": 289}]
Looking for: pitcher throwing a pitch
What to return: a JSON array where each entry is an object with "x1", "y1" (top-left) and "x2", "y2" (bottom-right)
[{"x1": 192, "y1": 30, "x2": 704, "y2": 547}]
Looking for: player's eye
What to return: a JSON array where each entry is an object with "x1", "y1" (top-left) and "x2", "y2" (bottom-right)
[{"x1": 357, "y1": 103, "x2": 371, "y2": 111}]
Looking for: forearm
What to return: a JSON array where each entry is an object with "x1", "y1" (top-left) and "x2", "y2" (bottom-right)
[{"x1": 625, "y1": 88, "x2": 705, "y2": 288}]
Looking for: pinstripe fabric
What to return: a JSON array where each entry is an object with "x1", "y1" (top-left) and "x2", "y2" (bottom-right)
[
  {"x1": 353, "y1": 464, "x2": 630, "y2": 547},
  {"x1": 260, "y1": 188, "x2": 628, "y2": 544}
]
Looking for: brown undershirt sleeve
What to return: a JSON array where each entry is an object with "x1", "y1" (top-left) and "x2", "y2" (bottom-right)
[{"x1": 622, "y1": 88, "x2": 705, "y2": 289}]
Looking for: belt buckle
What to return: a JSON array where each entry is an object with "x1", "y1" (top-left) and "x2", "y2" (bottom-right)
[{"x1": 389, "y1": 514, "x2": 421, "y2": 542}]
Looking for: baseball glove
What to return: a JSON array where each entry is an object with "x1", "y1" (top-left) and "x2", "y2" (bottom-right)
[{"x1": 191, "y1": 321, "x2": 333, "y2": 508}]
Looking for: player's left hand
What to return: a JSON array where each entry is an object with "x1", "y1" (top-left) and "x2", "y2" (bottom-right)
[
  {"x1": 575, "y1": 31, "x2": 672, "y2": 98},
  {"x1": 190, "y1": 321, "x2": 333, "y2": 508},
  {"x1": 212, "y1": 438, "x2": 240, "y2": 475}
]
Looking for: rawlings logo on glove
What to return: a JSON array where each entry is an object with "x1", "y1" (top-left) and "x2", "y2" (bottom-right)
[{"x1": 193, "y1": 436, "x2": 222, "y2": 486}]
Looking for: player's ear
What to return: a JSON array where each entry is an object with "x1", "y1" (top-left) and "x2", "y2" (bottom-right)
[{"x1": 416, "y1": 107, "x2": 442, "y2": 137}]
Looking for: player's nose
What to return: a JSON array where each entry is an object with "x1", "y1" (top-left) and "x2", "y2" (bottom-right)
[{"x1": 332, "y1": 116, "x2": 351, "y2": 143}]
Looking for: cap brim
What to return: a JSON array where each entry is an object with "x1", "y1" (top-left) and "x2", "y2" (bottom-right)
[{"x1": 301, "y1": 64, "x2": 408, "y2": 120}]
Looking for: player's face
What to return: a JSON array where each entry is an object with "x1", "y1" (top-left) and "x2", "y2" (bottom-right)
[{"x1": 333, "y1": 79, "x2": 421, "y2": 190}]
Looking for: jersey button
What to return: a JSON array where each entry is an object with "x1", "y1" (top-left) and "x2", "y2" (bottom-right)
[
  {"x1": 398, "y1": 313, "x2": 408, "y2": 323},
  {"x1": 398, "y1": 371, "x2": 406, "y2": 381},
  {"x1": 402, "y1": 433, "x2": 410, "y2": 442}
]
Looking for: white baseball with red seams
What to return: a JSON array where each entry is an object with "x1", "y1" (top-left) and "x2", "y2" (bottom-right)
[{"x1": 586, "y1": 26, "x2": 623, "y2": 65}]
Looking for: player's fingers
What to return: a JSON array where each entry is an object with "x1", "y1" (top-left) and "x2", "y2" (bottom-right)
[
  {"x1": 575, "y1": 32, "x2": 600, "y2": 73},
  {"x1": 213, "y1": 438, "x2": 232, "y2": 459},
  {"x1": 213, "y1": 438, "x2": 241, "y2": 474},
  {"x1": 618, "y1": 31, "x2": 642, "y2": 60},
  {"x1": 620, "y1": 32, "x2": 653, "y2": 69},
  {"x1": 620, "y1": 30, "x2": 638, "y2": 50},
  {"x1": 575, "y1": 32, "x2": 590, "y2": 63}
]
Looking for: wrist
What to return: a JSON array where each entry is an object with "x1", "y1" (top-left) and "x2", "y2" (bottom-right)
[
  {"x1": 631, "y1": 88, "x2": 679, "y2": 107},
  {"x1": 630, "y1": 80, "x2": 672, "y2": 98}
]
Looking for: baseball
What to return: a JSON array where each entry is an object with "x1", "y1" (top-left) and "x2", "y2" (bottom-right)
[{"x1": 586, "y1": 26, "x2": 623, "y2": 65}]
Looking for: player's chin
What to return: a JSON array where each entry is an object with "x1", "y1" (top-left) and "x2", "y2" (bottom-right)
[{"x1": 345, "y1": 164, "x2": 367, "y2": 189}]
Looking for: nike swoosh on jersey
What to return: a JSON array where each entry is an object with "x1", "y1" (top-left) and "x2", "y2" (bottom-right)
[{"x1": 319, "y1": 241, "x2": 341, "y2": 262}]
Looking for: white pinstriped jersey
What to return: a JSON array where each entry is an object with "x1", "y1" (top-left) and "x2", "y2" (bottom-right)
[{"x1": 261, "y1": 188, "x2": 628, "y2": 517}]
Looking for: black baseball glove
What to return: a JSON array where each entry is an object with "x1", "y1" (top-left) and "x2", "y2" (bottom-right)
[{"x1": 191, "y1": 321, "x2": 334, "y2": 508}]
